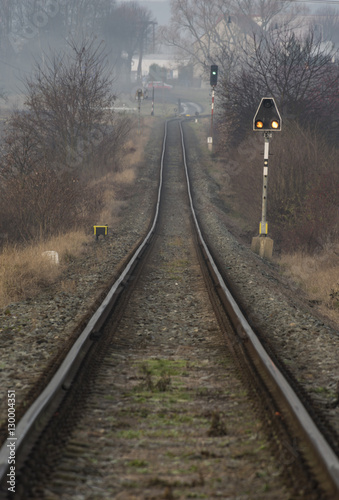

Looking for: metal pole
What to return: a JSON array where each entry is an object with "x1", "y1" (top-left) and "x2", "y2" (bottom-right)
[
  {"x1": 138, "y1": 97, "x2": 141, "y2": 134},
  {"x1": 151, "y1": 86, "x2": 154, "y2": 116},
  {"x1": 260, "y1": 132, "x2": 272, "y2": 236},
  {"x1": 210, "y1": 87, "x2": 215, "y2": 140}
]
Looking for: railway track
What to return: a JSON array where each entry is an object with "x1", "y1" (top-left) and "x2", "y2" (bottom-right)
[{"x1": 0, "y1": 118, "x2": 339, "y2": 499}]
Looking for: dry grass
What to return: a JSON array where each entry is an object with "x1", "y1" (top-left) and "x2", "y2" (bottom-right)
[
  {"x1": 0, "y1": 231, "x2": 89, "y2": 308},
  {"x1": 114, "y1": 168, "x2": 136, "y2": 184},
  {"x1": 0, "y1": 118, "x2": 153, "y2": 309},
  {"x1": 92, "y1": 119, "x2": 154, "y2": 227},
  {"x1": 278, "y1": 248, "x2": 339, "y2": 323}
]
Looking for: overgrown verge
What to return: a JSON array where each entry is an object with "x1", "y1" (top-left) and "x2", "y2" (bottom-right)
[
  {"x1": 191, "y1": 117, "x2": 339, "y2": 324},
  {"x1": 214, "y1": 121, "x2": 339, "y2": 254},
  {"x1": 0, "y1": 115, "x2": 153, "y2": 310},
  {"x1": 0, "y1": 232, "x2": 88, "y2": 308},
  {"x1": 0, "y1": 38, "x2": 132, "y2": 246},
  {"x1": 0, "y1": 38, "x2": 153, "y2": 308},
  {"x1": 279, "y1": 248, "x2": 339, "y2": 324},
  {"x1": 217, "y1": 120, "x2": 339, "y2": 322}
]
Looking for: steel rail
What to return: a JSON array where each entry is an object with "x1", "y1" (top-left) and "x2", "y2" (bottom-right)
[
  {"x1": 180, "y1": 120, "x2": 339, "y2": 498},
  {"x1": 0, "y1": 120, "x2": 169, "y2": 489}
]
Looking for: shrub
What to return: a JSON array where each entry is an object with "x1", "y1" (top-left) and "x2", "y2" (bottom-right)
[
  {"x1": 0, "y1": 165, "x2": 102, "y2": 243},
  {"x1": 226, "y1": 121, "x2": 339, "y2": 253}
]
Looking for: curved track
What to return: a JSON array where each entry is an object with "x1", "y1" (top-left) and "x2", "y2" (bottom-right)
[{"x1": 0, "y1": 119, "x2": 339, "y2": 499}]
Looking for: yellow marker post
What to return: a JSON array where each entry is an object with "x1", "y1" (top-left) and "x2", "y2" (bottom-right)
[{"x1": 94, "y1": 225, "x2": 108, "y2": 240}]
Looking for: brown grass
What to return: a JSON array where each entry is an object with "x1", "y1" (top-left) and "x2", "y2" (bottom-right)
[
  {"x1": 278, "y1": 248, "x2": 339, "y2": 323},
  {"x1": 0, "y1": 117, "x2": 153, "y2": 309},
  {"x1": 0, "y1": 232, "x2": 89, "y2": 308},
  {"x1": 114, "y1": 168, "x2": 136, "y2": 184}
]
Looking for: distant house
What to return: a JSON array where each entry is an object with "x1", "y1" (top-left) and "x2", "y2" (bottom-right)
[
  {"x1": 131, "y1": 54, "x2": 183, "y2": 81},
  {"x1": 268, "y1": 14, "x2": 337, "y2": 60}
]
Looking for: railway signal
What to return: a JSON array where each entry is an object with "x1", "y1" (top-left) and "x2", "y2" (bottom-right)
[
  {"x1": 135, "y1": 88, "x2": 144, "y2": 134},
  {"x1": 208, "y1": 65, "x2": 218, "y2": 149},
  {"x1": 251, "y1": 97, "x2": 282, "y2": 259},
  {"x1": 210, "y1": 65, "x2": 218, "y2": 87},
  {"x1": 253, "y1": 97, "x2": 281, "y2": 131}
]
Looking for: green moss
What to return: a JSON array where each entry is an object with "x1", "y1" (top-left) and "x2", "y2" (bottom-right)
[
  {"x1": 116, "y1": 429, "x2": 142, "y2": 439},
  {"x1": 127, "y1": 459, "x2": 149, "y2": 468},
  {"x1": 137, "y1": 358, "x2": 187, "y2": 377}
]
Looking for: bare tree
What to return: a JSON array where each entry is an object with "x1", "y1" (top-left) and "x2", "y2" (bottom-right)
[
  {"x1": 18, "y1": 37, "x2": 127, "y2": 172},
  {"x1": 0, "y1": 0, "x2": 115, "y2": 66},
  {"x1": 102, "y1": 2, "x2": 155, "y2": 84},
  {"x1": 227, "y1": 0, "x2": 300, "y2": 30},
  {"x1": 160, "y1": 0, "x2": 240, "y2": 77},
  {"x1": 218, "y1": 25, "x2": 339, "y2": 144},
  {"x1": 57, "y1": 0, "x2": 113, "y2": 38},
  {"x1": 160, "y1": 0, "x2": 301, "y2": 81},
  {"x1": 0, "y1": 37, "x2": 132, "y2": 242},
  {"x1": 0, "y1": 163, "x2": 98, "y2": 241}
]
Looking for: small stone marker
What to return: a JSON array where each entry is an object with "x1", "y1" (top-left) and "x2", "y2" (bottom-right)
[{"x1": 42, "y1": 251, "x2": 59, "y2": 264}]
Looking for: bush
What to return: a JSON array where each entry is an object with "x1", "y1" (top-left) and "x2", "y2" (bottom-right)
[
  {"x1": 0, "y1": 38, "x2": 132, "y2": 245},
  {"x1": 224, "y1": 121, "x2": 339, "y2": 253},
  {"x1": 0, "y1": 166, "x2": 103, "y2": 243}
]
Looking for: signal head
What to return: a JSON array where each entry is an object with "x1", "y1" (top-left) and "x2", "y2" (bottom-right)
[
  {"x1": 210, "y1": 64, "x2": 218, "y2": 87},
  {"x1": 253, "y1": 97, "x2": 282, "y2": 131}
]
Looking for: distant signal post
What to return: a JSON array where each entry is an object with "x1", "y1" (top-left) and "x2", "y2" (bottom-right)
[
  {"x1": 135, "y1": 88, "x2": 144, "y2": 134},
  {"x1": 208, "y1": 65, "x2": 218, "y2": 150},
  {"x1": 251, "y1": 97, "x2": 282, "y2": 259}
]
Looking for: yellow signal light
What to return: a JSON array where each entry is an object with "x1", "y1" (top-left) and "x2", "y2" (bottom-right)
[
  {"x1": 271, "y1": 120, "x2": 280, "y2": 129},
  {"x1": 255, "y1": 120, "x2": 264, "y2": 129}
]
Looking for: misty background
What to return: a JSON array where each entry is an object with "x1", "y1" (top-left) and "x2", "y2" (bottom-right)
[
  {"x1": 0, "y1": 0, "x2": 339, "y2": 100},
  {"x1": 1, "y1": 0, "x2": 339, "y2": 259}
]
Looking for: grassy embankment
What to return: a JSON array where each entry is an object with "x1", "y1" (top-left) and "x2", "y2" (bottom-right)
[
  {"x1": 189, "y1": 117, "x2": 339, "y2": 326},
  {"x1": 0, "y1": 115, "x2": 154, "y2": 309},
  {"x1": 0, "y1": 85, "x2": 206, "y2": 309}
]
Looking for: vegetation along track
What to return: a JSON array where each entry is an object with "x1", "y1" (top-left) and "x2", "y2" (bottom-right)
[{"x1": 1, "y1": 119, "x2": 339, "y2": 499}]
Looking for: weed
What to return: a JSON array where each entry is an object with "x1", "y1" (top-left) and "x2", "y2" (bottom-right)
[
  {"x1": 329, "y1": 286, "x2": 339, "y2": 310},
  {"x1": 62, "y1": 250, "x2": 77, "y2": 263},
  {"x1": 163, "y1": 486, "x2": 174, "y2": 500},
  {"x1": 138, "y1": 360, "x2": 186, "y2": 393},
  {"x1": 127, "y1": 459, "x2": 148, "y2": 468},
  {"x1": 207, "y1": 411, "x2": 227, "y2": 437},
  {"x1": 278, "y1": 251, "x2": 339, "y2": 323},
  {"x1": 139, "y1": 358, "x2": 187, "y2": 376},
  {"x1": 187, "y1": 494, "x2": 208, "y2": 499},
  {"x1": 141, "y1": 363, "x2": 154, "y2": 390},
  {"x1": 156, "y1": 373, "x2": 171, "y2": 392},
  {"x1": 116, "y1": 429, "x2": 141, "y2": 439}
]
